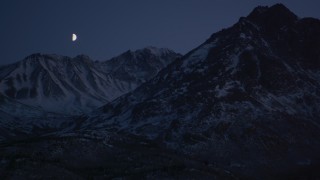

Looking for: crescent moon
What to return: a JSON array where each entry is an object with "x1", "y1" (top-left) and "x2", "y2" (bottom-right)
[{"x1": 72, "y1": 34, "x2": 77, "y2": 41}]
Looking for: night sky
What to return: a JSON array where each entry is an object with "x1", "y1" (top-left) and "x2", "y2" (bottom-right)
[{"x1": 1, "y1": 0, "x2": 320, "y2": 65}]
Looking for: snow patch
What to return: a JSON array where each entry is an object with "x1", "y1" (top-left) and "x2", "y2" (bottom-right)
[
  {"x1": 215, "y1": 81, "x2": 237, "y2": 98},
  {"x1": 182, "y1": 39, "x2": 219, "y2": 72},
  {"x1": 240, "y1": 33, "x2": 246, "y2": 39}
]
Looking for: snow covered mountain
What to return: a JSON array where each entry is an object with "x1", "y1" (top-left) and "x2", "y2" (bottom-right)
[
  {"x1": 0, "y1": 47, "x2": 180, "y2": 115},
  {"x1": 101, "y1": 47, "x2": 180, "y2": 84},
  {"x1": 77, "y1": 4, "x2": 320, "y2": 178},
  {"x1": 1, "y1": 4, "x2": 320, "y2": 179}
]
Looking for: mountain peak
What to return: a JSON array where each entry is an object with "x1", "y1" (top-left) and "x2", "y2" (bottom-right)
[
  {"x1": 140, "y1": 46, "x2": 177, "y2": 57},
  {"x1": 25, "y1": 53, "x2": 43, "y2": 60},
  {"x1": 247, "y1": 3, "x2": 298, "y2": 26},
  {"x1": 25, "y1": 53, "x2": 66, "y2": 59},
  {"x1": 73, "y1": 54, "x2": 93, "y2": 64},
  {"x1": 74, "y1": 54, "x2": 91, "y2": 60}
]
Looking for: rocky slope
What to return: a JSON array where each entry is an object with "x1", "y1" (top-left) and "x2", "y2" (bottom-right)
[{"x1": 78, "y1": 4, "x2": 320, "y2": 178}]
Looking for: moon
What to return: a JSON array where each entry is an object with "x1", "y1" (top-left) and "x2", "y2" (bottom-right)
[{"x1": 72, "y1": 34, "x2": 77, "y2": 41}]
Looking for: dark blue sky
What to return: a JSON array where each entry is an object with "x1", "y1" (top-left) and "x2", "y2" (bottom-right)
[{"x1": 1, "y1": 0, "x2": 319, "y2": 65}]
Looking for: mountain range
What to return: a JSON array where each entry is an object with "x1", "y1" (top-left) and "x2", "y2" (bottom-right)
[
  {"x1": 0, "y1": 47, "x2": 180, "y2": 115},
  {"x1": 1, "y1": 4, "x2": 320, "y2": 179}
]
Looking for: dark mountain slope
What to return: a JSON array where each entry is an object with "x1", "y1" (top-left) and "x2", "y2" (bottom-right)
[{"x1": 80, "y1": 4, "x2": 320, "y2": 178}]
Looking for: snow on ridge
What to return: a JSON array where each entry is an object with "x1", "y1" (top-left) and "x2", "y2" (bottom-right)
[
  {"x1": 0, "y1": 48, "x2": 179, "y2": 115},
  {"x1": 182, "y1": 38, "x2": 219, "y2": 72},
  {"x1": 143, "y1": 46, "x2": 175, "y2": 56}
]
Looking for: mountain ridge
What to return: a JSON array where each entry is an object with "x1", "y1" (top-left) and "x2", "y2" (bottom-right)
[
  {"x1": 0, "y1": 47, "x2": 180, "y2": 115},
  {"x1": 76, "y1": 3, "x2": 320, "y2": 178}
]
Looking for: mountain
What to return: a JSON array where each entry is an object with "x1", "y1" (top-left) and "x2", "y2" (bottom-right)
[
  {"x1": 0, "y1": 92, "x2": 74, "y2": 144},
  {"x1": 102, "y1": 47, "x2": 180, "y2": 83},
  {"x1": 1, "y1": 4, "x2": 320, "y2": 179},
  {"x1": 77, "y1": 4, "x2": 320, "y2": 178},
  {"x1": 0, "y1": 47, "x2": 180, "y2": 115}
]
